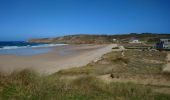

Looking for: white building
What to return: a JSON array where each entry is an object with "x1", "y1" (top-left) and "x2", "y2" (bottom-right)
[
  {"x1": 156, "y1": 39, "x2": 170, "y2": 50},
  {"x1": 112, "y1": 39, "x2": 117, "y2": 41},
  {"x1": 129, "y1": 38, "x2": 141, "y2": 43}
]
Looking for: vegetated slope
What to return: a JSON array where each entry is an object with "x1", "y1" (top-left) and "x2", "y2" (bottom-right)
[
  {"x1": 1, "y1": 50, "x2": 170, "y2": 100},
  {"x1": 28, "y1": 33, "x2": 170, "y2": 44},
  {"x1": 29, "y1": 35, "x2": 112, "y2": 44}
]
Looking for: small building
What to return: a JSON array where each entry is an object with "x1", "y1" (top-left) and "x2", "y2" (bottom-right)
[
  {"x1": 156, "y1": 39, "x2": 170, "y2": 50},
  {"x1": 112, "y1": 38, "x2": 117, "y2": 43},
  {"x1": 112, "y1": 38, "x2": 117, "y2": 41},
  {"x1": 129, "y1": 38, "x2": 141, "y2": 43}
]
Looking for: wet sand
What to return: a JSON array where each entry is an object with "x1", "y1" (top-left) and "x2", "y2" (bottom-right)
[{"x1": 0, "y1": 44, "x2": 116, "y2": 74}]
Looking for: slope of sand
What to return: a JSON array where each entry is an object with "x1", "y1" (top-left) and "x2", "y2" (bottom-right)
[
  {"x1": 163, "y1": 52, "x2": 170, "y2": 72},
  {"x1": 0, "y1": 44, "x2": 116, "y2": 74}
]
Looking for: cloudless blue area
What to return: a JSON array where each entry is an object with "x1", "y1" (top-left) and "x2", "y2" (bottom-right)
[{"x1": 0, "y1": 0, "x2": 170, "y2": 41}]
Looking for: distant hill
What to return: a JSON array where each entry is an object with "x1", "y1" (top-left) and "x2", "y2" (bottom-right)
[{"x1": 28, "y1": 33, "x2": 170, "y2": 44}]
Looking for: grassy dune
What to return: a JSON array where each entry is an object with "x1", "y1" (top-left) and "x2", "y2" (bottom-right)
[
  {"x1": 1, "y1": 70, "x2": 170, "y2": 100},
  {"x1": 1, "y1": 50, "x2": 170, "y2": 100}
]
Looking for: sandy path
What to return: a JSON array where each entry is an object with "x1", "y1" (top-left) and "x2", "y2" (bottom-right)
[
  {"x1": 0, "y1": 44, "x2": 116, "y2": 74},
  {"x1": 163, "y1": 52, "x2": 170, "y2": 72}
]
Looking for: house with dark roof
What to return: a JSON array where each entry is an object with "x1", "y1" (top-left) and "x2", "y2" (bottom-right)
[{"x1": 156, "y1": 39, "x2": 170, "y2": 50}]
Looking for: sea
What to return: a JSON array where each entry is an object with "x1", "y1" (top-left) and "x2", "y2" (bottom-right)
[{"x1": 0, "y1": 41, "x2": 67, "y2": 56}]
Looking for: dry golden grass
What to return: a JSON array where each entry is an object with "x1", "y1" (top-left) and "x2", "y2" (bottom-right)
[{"x1": 1, "y1": 70, "x2": 170, "y2": 100}]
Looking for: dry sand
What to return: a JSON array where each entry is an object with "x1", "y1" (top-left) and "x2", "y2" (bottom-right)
[
  {"x1": 0, "y1": 44, "x2": 116, "y2": 74},
  {"x1": 163, "y1": 52, "x2": 170, "y2": 72}
]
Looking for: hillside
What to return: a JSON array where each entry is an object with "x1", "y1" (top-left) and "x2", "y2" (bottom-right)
[
  {"x1": 28, "y1": 33, "x2": 170, "y2": 44},
  {"x1": 28, "y1": 35, "x2": 112, "y2": 44}
]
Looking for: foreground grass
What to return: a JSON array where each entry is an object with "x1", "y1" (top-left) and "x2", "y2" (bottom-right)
[
  {"x1": 0, "y1": 50, "x2": 170, "y2": 100},
  {"x1": 0, "y1": 69, "x2": 170, "y2": 100}
]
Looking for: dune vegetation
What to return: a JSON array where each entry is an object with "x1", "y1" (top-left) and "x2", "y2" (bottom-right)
[{"x1": 1, "y1": 50, "x2": 170, "y2": 100}]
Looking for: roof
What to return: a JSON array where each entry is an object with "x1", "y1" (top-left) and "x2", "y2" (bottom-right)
[{"x1": 160, "y1": 39, "x2": 170, "y2": 40}]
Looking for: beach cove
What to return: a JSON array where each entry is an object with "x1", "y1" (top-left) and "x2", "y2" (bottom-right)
[{"x1": 0, "y1": 44, "x2": 116, "y2": 74}]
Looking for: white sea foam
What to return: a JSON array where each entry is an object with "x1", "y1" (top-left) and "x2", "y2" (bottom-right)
[{"x1": 0, "y1": 44, "x2": 68, "y2": 50}]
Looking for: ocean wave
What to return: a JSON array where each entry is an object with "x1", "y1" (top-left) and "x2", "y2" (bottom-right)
[{"x1": 0, "y1": 44, "x2": 68, "y2": 50}]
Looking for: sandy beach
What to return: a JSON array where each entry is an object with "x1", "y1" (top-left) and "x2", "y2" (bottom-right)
[{"x1": 0, "y1": 44, "x2": 116, "y2": 74}]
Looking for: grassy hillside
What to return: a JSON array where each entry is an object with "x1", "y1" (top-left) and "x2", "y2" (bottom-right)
[
  {"x1": 1, "y1": 50, "x2": 170, "y2": 100},
  {"x1": 28, "y1": 33, "x2": 170, "y2": 44}
]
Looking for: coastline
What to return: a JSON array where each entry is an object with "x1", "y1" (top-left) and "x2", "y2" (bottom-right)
[{"x1": 0, "y1": 44, "x2": 116, "y2": 74}]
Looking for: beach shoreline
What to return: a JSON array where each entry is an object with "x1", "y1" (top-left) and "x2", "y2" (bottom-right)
[{"x1": 0, "y1": 44, "x2": 116, "y2": 74}]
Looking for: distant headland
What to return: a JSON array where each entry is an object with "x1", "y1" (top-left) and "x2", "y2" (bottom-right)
[{"x1": 28, "y1": 33, "x2": 170, "y2": 44}]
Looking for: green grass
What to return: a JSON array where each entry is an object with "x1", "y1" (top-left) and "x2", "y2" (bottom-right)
[
  {"x1": 112, "y1": 47, "x2": 119, "y2": 49},
  {"x1": 1, "y1": 69, "x2": 170, "y2": 100},
  {"x1": 1, "y1": 70, "x2": 170, "y2": 100},
  {"x1": 57, "y1": 65, "x2": 96, "y2": 75}
]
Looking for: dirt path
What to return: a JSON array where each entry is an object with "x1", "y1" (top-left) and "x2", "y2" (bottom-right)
[{"x1": 163, "y1": 53, "x2": 170, "y2": 72}]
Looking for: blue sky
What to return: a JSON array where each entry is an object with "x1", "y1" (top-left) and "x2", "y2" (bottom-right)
[{"x1": 0, "y1": 0, "x2": 170, "y2": 41}]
